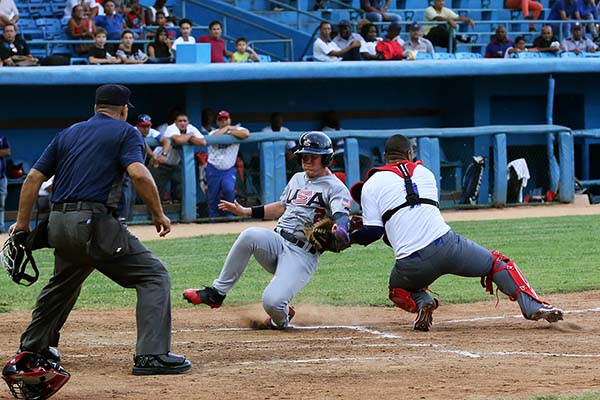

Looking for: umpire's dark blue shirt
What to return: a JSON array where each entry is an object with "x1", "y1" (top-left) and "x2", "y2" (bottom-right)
[{"x1": 33, "y1": 113, "x2": 145, "y2": 204}]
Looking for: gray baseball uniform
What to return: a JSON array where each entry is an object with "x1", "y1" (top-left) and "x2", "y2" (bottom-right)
[{"x1": 211, "y1": 171, "x2": 351, "y2": 327}]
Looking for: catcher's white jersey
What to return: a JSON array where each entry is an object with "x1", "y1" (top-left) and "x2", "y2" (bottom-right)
[{"x1": 277, "y1": 172, "x2": 351, "y2": 239}]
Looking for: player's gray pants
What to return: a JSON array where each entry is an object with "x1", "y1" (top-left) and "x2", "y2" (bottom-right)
[
  {"x1": 212, "y1": 227, "x2": 319, "y2": 327},
  {"x1": 19, "y1": 207, "x2": 172, "y2": 357},
  {"x1": 390, "y1": 230, "x2": 544, "y2": 318}
]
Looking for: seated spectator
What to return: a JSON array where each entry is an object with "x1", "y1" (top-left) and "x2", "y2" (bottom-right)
[
  {"x1": 561, "y1": 22, "x2": 598, "y2": 53},
  {"x1": 386, "y1": 21, "x2": 405, "y2": 46},
  {"x1": 145, "y1": 0, "x2": 175, "y2": 26},
  {"x1": 147, "y1": 26, "x2": 174, "y2": 63},
  {"x1": 361, "y1": 0, "x2": 401, "y2": 24},
  {"x1": 0, "y1": 23, "x2": 39, "y2": 66},
  {"x1": 533, "y1": 25, "x2": 561, "y2": 53},
  {"x1": 504, "y1": 0, "x2": 542, "y2": 32},
  {"x1": 232, "y1": 37, "x2": 259, "y2": 62},
  {"x1": 68, "y1": 5, "x2": 96, "y2": 55},
  {"x1": 332, "y1": 20, "x2": 362, "y2": 61},
  {"x1": 485, "y1": 25, "x2": 513, "y2": 58},
  {"x1": 547, "y1": 0, "x2": 581, "y2": 37},
  {"x1": 0, "y1": 0, "x2": 19, "y2": 29},
  {"x1": 116, "y1": 29, "x2": 148, "y2": 63},
  {"x1": 504, "y1": 35, "x2": 538, "y2": 57},
  {"x1": 579, "y1": 0, "x2": 598, "y2": 41},
  {"x1": 88, "y1": 27, "x2": 121, "y2": 63},
  {"x1": 201, "y1": 107, "x2": 215, "y2": 135},
  {"x1": 375, "y1": 23, "x2": 404, "y2": 60},
  {"x1": 360, "y1": 23, "x2": 382, "y2": 60},
  {"x1": 424, "y1": 0, "x2": 475, "y2": 52},
  {"x1": 150, "y1": 111, "x2": 206, "y2": 202},
  {"x1": 64, "y1": 0, "x2": 101, "y2": 19},
  {"x1": 403, "y1": 22, "x2": 435, "y2": 55},
  {"x1": 313, "y1": 21, "x2": 361, "y2": 62},
  {"x1": 94, "y1": 0, "x2": 126, "y2": 40},
  {"x1": 172, "y1": 18, "x2": 195, "y2": 54},
  {"x1": 197, "y1": 20, "x2": 233, "y2": 63},
  {"x1": 124, "y1": 0, "x2": 145, "y2": 30}
]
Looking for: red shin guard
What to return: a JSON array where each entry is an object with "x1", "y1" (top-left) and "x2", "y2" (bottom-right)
[
  {"x1": 389, "y1": 286, "x2": 418, "y2": 313},
  {"x1": 481, "y1": 250, "x2": 542, "y2": 302}
]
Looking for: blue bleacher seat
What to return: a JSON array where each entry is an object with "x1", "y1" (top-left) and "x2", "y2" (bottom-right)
[
  {"x1": 583, "y1": 51, "x2": 600, "y2": 57},
  {"x1": 433, "y1": 52, "x2": 456, "y2": 59},
  {"x1": 302, "y1": 55, "x2": 315, "y2": 61},
  {"x1": 17, "y1": 18, "x2": 37, "y2": 30},
  {"x1": 511, "y1": 51, "x2": 541, "y2": 58},
  {"x1": 415, "y1": 52, "x2": 434, "y2": 60},
  {"x1": 257, "y1": 54, "x2": 272, "y2": 62},
  {"x1": 455, "y1": 51, "x2": 482, "y2": 58},
  {"x1": 560, "y1": 51, "x2": 579, "y2": 57},
  {"x1": 70, "y1": 57, "x2": 90, "y2": 65}
]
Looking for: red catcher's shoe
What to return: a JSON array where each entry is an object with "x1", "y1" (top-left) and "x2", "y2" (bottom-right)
[{"x1": 182, "y1": 287, "x2": 225, "y2": 308}]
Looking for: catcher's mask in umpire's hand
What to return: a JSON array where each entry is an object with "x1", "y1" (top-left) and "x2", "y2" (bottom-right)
[
  {"x1": 2, "y1": 351, "x2": 70, "y2": 400},
  {"x1": 0, "y1": 231, "x2": 39, "y2": 286},
  {"x1": 295, "y1": 131, "x2": 334, "y2": 165}
]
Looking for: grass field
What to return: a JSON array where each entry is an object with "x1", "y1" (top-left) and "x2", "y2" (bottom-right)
[{"x1": 0, "y1": 214, "x2": 598, "y2": 313}]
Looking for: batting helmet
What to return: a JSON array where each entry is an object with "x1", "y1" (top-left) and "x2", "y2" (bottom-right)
[
  {"x1": 2, "y1": 351, "x2": 70, "y2": 400},
  {"x1": 0, "y1": 231, "x2": 39, "y2": 286},
  {"x1": 295, "y1": 131, "x2": 334, "y2": 165}
]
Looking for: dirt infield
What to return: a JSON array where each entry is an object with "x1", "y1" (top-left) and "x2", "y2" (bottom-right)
[{"x1": 1, "y1": 202, "x2": 599, "y2": 399}]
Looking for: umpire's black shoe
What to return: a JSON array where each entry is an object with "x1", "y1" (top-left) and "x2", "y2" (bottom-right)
[
  {"x1": 182, "y1": 287, "x2": 225, "y2": 308},
  {"x1": 132, "y1": 353, "x2": 192, "y2": 376},
  {"x1": 413, "y1": 299, "x2": 439, "y2": 332}
]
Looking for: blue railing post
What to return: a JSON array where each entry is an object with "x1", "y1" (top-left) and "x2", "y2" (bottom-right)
[
  {"x1": 273, "y1": 140, "x2": 288, "y2": 202},
  {"x1": 492, "y1": 133, "x2": 507, "y2": 205},
  {"x1": 418, "y1": 137, "x2": 441, "y2": 195},
  {"x1": 181, "y1": 144, "x2": 197, "y2": 221},
  {"x1": 558, "y1": 130, "x2": 575, "y2": 203},
  {"x1": 260, "y1": 141, "x2": 276, "y2": 203},
  {"x1": 344, "y1": 138, "x2": 361, "y2": 189}
]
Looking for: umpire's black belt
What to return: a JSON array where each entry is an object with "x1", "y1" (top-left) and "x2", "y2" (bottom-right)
[
  {"x1": 51, "y1": 201, "x2": 106, "y2": 212},
  {"x1": 276, "y1": 228, "x2": 318, "y2": 255}
]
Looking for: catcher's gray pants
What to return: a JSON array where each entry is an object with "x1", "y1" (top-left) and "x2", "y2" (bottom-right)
[
  {"x1": 390, "y1": 230, "x2": 544, "y2": 318},
  {"x1": 212, "y1": 227, "x2": 319, "y2": 327},
  {"x1": 19, "y1": 205, "x2": 172, "y2": 356}
]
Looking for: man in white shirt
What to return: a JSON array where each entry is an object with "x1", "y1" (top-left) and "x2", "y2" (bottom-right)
[
  {"x1": 207, "y1": 110, "x2": 250, "y2": 219},
  {"x1": 561, "y1": 23, "x2": 598, "y2": 54},
  {"x1": 313, "y1": 21, "x2": 360, "y2": 62},
  {"x1": 350, "y1": 134, "x2": 564, "y2": 332},
  {"x1": 0, "y1": 0, "x2": 19, "y2": 28},
  {"x1": 172, "y1": 18, "x2": 195, "y2": 54}
]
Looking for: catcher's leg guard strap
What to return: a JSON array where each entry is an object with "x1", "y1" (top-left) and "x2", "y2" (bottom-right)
[
  {"x1": 481, "y1": 250, "x2": 541, "y2": 302},
  {"x1": 389, "y1": 287, "x2": 418, "y2": 313}
]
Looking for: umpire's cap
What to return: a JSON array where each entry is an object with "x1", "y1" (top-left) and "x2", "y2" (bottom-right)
[{"x1": 95, "y1": 84, "x2": 134, "y2": 108}]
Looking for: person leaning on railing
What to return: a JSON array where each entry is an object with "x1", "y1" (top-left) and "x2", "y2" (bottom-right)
[{"x1": 88, "y1": 27, "x2": 121, "y2": 64}]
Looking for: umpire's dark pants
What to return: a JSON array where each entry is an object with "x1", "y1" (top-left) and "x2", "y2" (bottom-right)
[{"x1": 19, "y1": 203, "x2": 172, "y2": 357}]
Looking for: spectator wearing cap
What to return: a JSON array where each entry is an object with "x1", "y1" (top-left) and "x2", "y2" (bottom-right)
[
  {"x1": 403, "y1": 22, "x2": 435, "y2": 55},
  {"x1": 313, "y1": 21, "x2": 361, "y2": 62},
  {"x1": 197, "y1": 20, "x2": 233, "y2": 63},
  {"x1": 561, "y1": 23, "x2": 598, "y2": 53},
  {"x1": 207, "y1": 110, "x2": 250, "y2": 219},
  {"x1": 135, "y1": 114, "x2": 172, "y2": 166},
  {"x1": 361, "y1": 0, "x2": 401, "y2": 24},
  {"x1": 485, "y1": 25, "x2": 513, "y2": 58},
  {"x1": 533, "y1": 25, "x2": 561, "y2": 53},
  {"x1": 424, "y1": 0, "x2": 475, "y2": 52},
  {"x1": 0, "y1": 0, "x2": 19, "y2": 29},
  {"x1": 359, "y1": 23, "x2": 382, "y2": 60},
  {"x1": 332, "y1": 20, "x2": 362, "y2": 61}
]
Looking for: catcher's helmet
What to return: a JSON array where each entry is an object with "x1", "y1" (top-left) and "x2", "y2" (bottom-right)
[
  {"x1": 0, "y1": 231, "x2": 39, "y2": 286},
  {"x1": 2, "y1": 351, "x2": 70, "y2": 400},
  {"x1": 295, "y1": 131, "x2": 334, "y2": 165}
]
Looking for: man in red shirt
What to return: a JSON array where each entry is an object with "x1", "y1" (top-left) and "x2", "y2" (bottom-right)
[{"x1": 197, "y1": 20, "x2": 233, "y2": 63}]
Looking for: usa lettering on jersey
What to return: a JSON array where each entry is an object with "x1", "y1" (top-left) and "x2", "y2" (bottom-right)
[{"x1": 286, "y1": 189, "x2": 326, "y2": 208}]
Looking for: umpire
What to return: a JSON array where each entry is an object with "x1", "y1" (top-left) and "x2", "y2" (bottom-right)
[{"x1": 8, "y1": 84, "x2": 192, "y2": 375}]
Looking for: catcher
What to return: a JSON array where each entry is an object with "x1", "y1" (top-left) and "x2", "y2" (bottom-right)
[{"x1": 184, "y1": 131, "x2": 352, "y2": 329}]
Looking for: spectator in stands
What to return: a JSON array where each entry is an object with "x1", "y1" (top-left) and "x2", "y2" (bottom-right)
[
  {"x1": 333, "y1": 20, "x2": 362, "y2": 61},
  {"x1": 0, "y1": 133, "x2": 10, "y2": 233},
  {"x1": 0, "y1": 23, "x2": 38, "y2": 66},
  {"x1": 116, "y1": 29, "x2": 148, "y2": 63},
  {"x1": 145, "y1": 0, "x2": 176, "y2": 27},
  {"x1": 260, "y1": 112, "x2": 299, "y2": 180},
  {"x1": 533, "y1": 25, "x2": 561, "y2": 53},
  {"x1": 232, "y1": 37, "x2": 259, "y2": 62},
  {"x1": 504, "y1": 35, "x2": 537, "y2": 57},
  {"x1": 88, "y1": 27, "x2": 121, "y2": 63},
  {"x1": 64, "y1": 0, "x2": 101, "y2": 19},
  {"x1": 424, "y1": 0, "x2": 475, "y2": 52},
  {"x1": 357, "y1": 18, "x2": 372, "y2": 35},
  {"x1": 313, "y1": 21, "x2": 361, "y2": 62},
  {"x1": 147, "y1": 26, "x2": 174, "y2": 63},
  {"x1": 151, "y1": 111, "x2": 206, "y2": 202},
  {"x1": 262, "y1": 112, "x2": 290, "y2": 133},
  {"x1": 207, "y1": 110, "x2": 250, "y2": 219},
  {"x1": 361, "y1": 0, "x2": 401, "y2": 24},
  {"x1": 136, "y1": 114, "x2": 172, "y2": 168},
  {"x1": 360, "y1": 23, "x2": 382, "y2": 60},
  {"x1": 561, "y1": 22, "x2": 598, "y2": 53},
  {"x1": 197, "y1": 20, "x2": 233, "y2": 63},
  {"x1": 0, "y1": 0, "x2": 19, "y2": 29},
  {"x1": 375, "y1": 22, "x2": 404, "y2": 60},
  {"x1": 579, "y1": 0, "x2": 599, "y2": 41},
  {"x1": 124, "y1": 0, "x2": 145, "y2": 30},
  {"x1": 321, "y1": 110, "x2": 341, "y2": 131},
  {"x1": 172, "y1": 18, "x2": 195, "y2": 54},
  {"x1": 95, "y1": 0, "x2": 126, "y2": 40},
  {"x1": 547, "y1": 0, "x2": 581, "y2": 37},
  {"x1": 504, "y1": 0, "x2": 543, "y2": 32},
  {"x1": 485, "y1": 25, "x2": 513, "y2": 58},
  {"x1": 403, "y1": 22, "x2": 435, "y2": 55},
  {"x1": 201, "y1": 107, "x2": 216, "y2": 135},
  {"x1": 68, "y1": 5, "x2": 96, "y2": 55}
]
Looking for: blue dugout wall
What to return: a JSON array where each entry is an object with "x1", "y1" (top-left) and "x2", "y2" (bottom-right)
[{"x1": 1, "y1": 59, "x2": 595, "y2": 220}]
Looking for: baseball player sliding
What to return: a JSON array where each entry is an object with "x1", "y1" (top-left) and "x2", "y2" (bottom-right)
[
  {"x1": 350, "y1": 134, "x2": 564, "y2": 331},
  {"x1": 184, "y1": 131, "x2": 352, "y2": 329}
]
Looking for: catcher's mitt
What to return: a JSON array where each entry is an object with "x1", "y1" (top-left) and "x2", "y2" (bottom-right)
[
  {"x1": 303, "y1": 218, "x2": 350, "y2": 253},
  {"x1": 0, "y1": 231, "x2": 39, "y2": 286}
]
